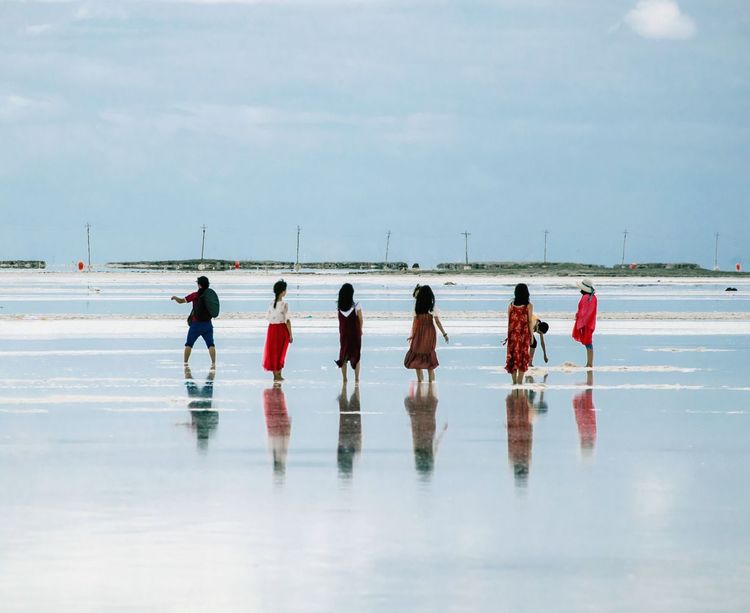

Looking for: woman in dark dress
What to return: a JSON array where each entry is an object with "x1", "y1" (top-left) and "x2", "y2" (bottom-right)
[{"x1": 335, "y1": 283, "x2": 363, "y2": 383}]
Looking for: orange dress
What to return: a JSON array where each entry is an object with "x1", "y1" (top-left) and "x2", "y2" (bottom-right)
[
  {"x1": 505, "y1": 304, "x2": 531, "y2": 373},
  {"x1": 404, "y1": 313, "x2": 439, "y2": 370}
]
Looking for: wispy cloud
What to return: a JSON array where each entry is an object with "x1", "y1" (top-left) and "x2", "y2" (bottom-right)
[
  {"x1": 0, "y1": 94, "x2": 62, "y2": 121},
  {"x1": 624, "y1": 0, "x2": 696, "y2": 40}
]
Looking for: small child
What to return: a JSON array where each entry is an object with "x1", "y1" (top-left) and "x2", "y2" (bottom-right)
[
  {"x1": 262, "y1": 279, "x2": 294, "y2": 382},
  {"x1": 404, "y1": 285, "x2": 448, "y2": 383},
  {"x1": 529, "y1": 317, "x2": 549, "y2": 367},
  {"x1": 334, "y1": 283, "x2": 363, "y2": 383}
]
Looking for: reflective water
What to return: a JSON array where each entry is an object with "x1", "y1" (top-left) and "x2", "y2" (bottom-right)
[
  {"x1": 2, "y1": 271, "x2": 749, "y2": 315},
  {"x1": 1, "y1": 320, "x2": 749, "y2": 611}
]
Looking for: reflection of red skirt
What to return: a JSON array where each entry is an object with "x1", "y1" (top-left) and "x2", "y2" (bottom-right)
[{"x1": 263, "y1": 323, "x2": 290, "y2": 371}]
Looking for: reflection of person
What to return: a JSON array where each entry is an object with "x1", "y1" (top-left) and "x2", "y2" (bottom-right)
[
  {"x1": 335, "y1": 283, "x2": 363, "y2": 384},
  {"x1": 337, "y1": 382, "x2": 362, "y2": 479},
  {"x1": 404, "y1": 285, "x2": 448, "y2": 383},
  {"x1": 185, "y1": 366, "x2": 218, "y2": 452},
  {"x1": 573, "y1": 370, "x2": 597, "y2": 454},
  {"x1": 505, "y1": 283, "x2": 535, "y2": 384},
  {"x1": 263, "y1": 386, "x2": 291, "y2": 479},
  {"x1": 525, "y1": 373, "x2": 549, "y2": 415},
  {"x1": 506, "y1": 389, "x2": 533, "y2": 487},
  {"x1": 171, "y1": 276, "x2": 217, "y2": 366},
  {"x1": 529, "y1": 316, "x2": 549, "y2": 367},
  {"x1": 263, "y1": 279, "x2": 294, "y2": 383},
  {"x1": 572, "y1": 279, "x2": 597, "y2": 368},
  {"x1": 404, "y1": 382, "x2": 446, "y2": 478}
]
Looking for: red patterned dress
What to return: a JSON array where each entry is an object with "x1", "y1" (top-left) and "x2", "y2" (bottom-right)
[{"x1": 505, "y1": 303, "x2": 531, "y2": 373}]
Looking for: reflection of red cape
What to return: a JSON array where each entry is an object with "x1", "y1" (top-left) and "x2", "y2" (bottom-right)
[
  {"x1": 263, "y1": 388, "x2": 290, "y2": 436},
  {"x1": 572, "y1": 294, "x2": 597, "y2": 346},
  {"x1": 573, "y1": 390, "x2": 597, "y2": 449}
]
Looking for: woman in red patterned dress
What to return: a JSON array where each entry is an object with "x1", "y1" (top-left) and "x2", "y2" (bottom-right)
[{"x1": 505, "y1": 283, "x2": 535, "y2": 385}]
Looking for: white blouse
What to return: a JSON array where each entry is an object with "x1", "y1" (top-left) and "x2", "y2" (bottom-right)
[
  {"x1": 339, "y1": 302, "x2": 362, "y2": 317},
  {"x1": 267, "y1": 300, "x2": 289, "y2": 324}
]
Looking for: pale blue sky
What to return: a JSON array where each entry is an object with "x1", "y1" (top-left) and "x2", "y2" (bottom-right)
[{"x1": 1, "y1": 0, "x2": 748, "y2": 268}]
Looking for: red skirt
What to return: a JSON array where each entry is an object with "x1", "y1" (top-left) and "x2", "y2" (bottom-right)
[{"x1": 263, "y1": 323, "x2": 290, "y2": 371}]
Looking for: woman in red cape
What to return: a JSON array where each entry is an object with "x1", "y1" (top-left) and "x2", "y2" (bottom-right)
[{"x1": 572, "y1": 278, "x2": 597, "y2": 368}]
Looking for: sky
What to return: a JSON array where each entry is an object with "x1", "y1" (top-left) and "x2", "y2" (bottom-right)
[{"x1": 1, "y1": 0, "x2": 748, "y2": 268}]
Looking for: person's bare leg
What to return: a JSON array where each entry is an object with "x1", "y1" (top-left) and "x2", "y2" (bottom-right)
[
  {"x1": 273, "y1": 370, "x2": 281, "y2": 381},
  {"x1": 428, "y1": 368, "x2": 435, "y2": 383},
  {"x1": 341, "y1": 362, "x2": 348, "y2": 382},
  {"x1": 529, "y1": 346, "x2": 536, "y2": 367},
  {"x1": 354, "y1": 362, "x2": 360, "y2": 383},
  {"x1": 586, "y1": 348, "x2": 594, "y2": 368},
  {"x1": 208, "y1": 346, "x2": 216, "y2": 366},
  {"x1": 183, "y1": 346, "x2": 192, "y2": 364},
  {"x1": 416, "y1": 368, "x2": 424, "y2": 383},
  {"x1": 518, "y1": 370, "x2": 526, "y2": 384},
  {"x1": 510, "y1": 370, "x2": 517, "y2": 385}
]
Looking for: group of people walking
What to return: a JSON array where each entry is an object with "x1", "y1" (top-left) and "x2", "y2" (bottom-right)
[{"x1": 172, "y1": 276, "x2": 599, "y2": 383}]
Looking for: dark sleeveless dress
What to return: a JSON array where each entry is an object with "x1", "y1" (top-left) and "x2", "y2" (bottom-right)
[{"x1": 335, "y1": 306, "x2": 362, "y2": 368}]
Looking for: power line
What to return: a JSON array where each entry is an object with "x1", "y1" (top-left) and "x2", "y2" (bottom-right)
[
  {"x1": 461, "y1": 231, "x2": 471, "y2": 266},
  {"x1": 85, "y1": 222, "x2": 92, "y2": 271}
]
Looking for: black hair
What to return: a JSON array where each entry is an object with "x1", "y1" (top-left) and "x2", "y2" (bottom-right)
[
  {"x1": 338, "y1": 283, "x2": 354, "y2": 311},
  {"x1": 537, "y1": 321, "x2": 549, "y2": 334},
  {"x1": 412, "y1": 284, "x2": 421, "y2": 298},
  {"x1": 513, "y1": 283, "x2": 530, "y2": 306},
  {"x1": 197, "y1": 276, "x2": 210, "y2": 290},
  {"x1": 273, "y1": 279, "x2": 287, "y2": 309},
  {"x1": 414, "y1": 285, "x2": 435, "y2": 315}
]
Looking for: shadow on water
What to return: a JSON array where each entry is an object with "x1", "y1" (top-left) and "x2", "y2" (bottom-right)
[
  {"x1": 337, "y1": 382, "x2": 362, "y2": 481},
  {"x1": 506, "y1": 389, "x2": 533, "y2": 488},
  {"x1": 263, "y1": 385, "x2": 291, "y2": 484},
  {"x1": 185, "y1": 366, "x2": 218, "y2": 453},
  {"x1": 573, "y1": 370, "x2": 597, "y2": 456},
  {"x1": 404, "y1": 382, "x2": 447, "y2": 481}
]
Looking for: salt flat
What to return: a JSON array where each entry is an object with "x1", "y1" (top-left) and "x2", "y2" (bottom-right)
[{"x1": 0, "y1": 272, "x2": 748, "y2": 612}]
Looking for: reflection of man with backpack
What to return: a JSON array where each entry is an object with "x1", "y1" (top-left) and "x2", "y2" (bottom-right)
[{"x1": 171, "y1": 275, "x2": 220, "y2": 366}]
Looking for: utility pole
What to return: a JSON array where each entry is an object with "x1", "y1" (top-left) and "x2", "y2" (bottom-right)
[
  {"x1": 385, "y1": 230, "x2": 391, "y2": 266},
  {"x1": 543, "y1": 229, "x2": 549, "y2": 264},
  {"x1": 461, "y1": 231, "x2": 471, "y2": 266},
  {"x1": 621, "y1": 229, "x2": 628, "y2": 266},
  {"x1": 295, "y1": 225, "x2": 301, "y2": 270},
  {"x1": 714, "y1": 232, "x2": 719, "y2": 270},
  {"x1": 85, "y1": 222, "x2": 92, "y2": 271},
  {"x1": 200, "y1": 225, "x2": 206, "y2": 262}
]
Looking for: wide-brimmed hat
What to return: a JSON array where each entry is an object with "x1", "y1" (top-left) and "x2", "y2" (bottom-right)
[{"x1": 576, "y1": 278, "x2": 595, "y2": 294}]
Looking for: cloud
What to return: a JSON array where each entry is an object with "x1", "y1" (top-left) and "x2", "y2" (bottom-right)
[
  {"x1": 624, "y1": 0, "x2": 696, "y2": 40},
  {"x1": 0, "y1": 94, "x2": 63, "y2": 122}
]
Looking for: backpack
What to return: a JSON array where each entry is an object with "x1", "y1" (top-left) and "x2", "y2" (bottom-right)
[{"x1": 202, "y1": 287, "x2": 220, "y2": 318}]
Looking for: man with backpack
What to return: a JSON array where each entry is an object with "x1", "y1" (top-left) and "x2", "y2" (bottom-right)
[{"x1": 171, "y1": 275, "x2": 220, "y2": 366}]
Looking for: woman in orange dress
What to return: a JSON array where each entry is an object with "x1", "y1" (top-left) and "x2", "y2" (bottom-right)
[
  {"x1": 404, "y1": 285, "x2": 448, "y2": 383},
  {"x1": 505, "y1": 283, "x2": 534, "y2": 385}
]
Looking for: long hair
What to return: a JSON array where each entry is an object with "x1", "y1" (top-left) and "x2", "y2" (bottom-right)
[
  {"x1": 513, "y1": 283, "x2": 530, "y2": 306},
  {"x1": 414, "y1": 285, "x2": 435, "y2": 315},
  {"x1": 338, "y1": 283, "x2": 354, "y2": 311},
  {"x1": 273, "y1": 279, "x2": 287, "y2": 309}
]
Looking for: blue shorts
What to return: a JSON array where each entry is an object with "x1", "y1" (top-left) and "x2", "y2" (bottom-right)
[
  {"x1": 585, "y1": 343, "x2": 593, "y2": 350},
  {"x1": 185, "y1": 321, "x2": 215, "y2": 348}
]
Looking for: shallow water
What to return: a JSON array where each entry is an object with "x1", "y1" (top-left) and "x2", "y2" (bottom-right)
[
  {"x1": 1, "y1": 271, "x2": 748, "y2": 316},
  {"x1": 1, "y1": 311, "x2": 749, "y2": 611}
]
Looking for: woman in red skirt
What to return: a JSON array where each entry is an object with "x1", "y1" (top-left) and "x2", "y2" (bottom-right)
[
  {"x1": 505, "y1": 283, "x2": 534, "y2": 385},
  {"x1": 262, "y1": 279, "x2": 293, "y2": 382},
  {"x1": 334, "y1": 283, "x2": 363, "y2": 383},
  {"x1": 404, "y1": 285, "x2": 448, "y2": 382}
]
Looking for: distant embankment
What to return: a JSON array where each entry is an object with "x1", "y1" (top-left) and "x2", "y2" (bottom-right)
[
  {"x1": 0, "y1": 260, "x2": 46, "y2": 269},
  {"x1": 436, "y1": 262, "x2": 746, "y2": 276},
  {"x1": 107, "y1": 259, "x2": 409, "y2": 271}
]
